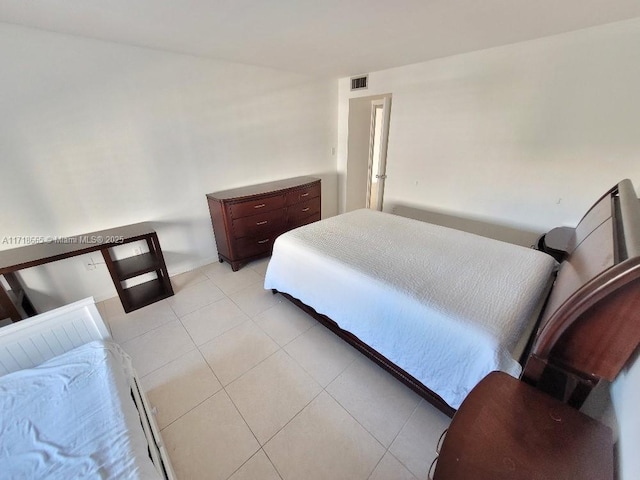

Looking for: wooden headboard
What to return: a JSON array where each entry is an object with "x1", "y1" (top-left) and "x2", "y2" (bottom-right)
[{"x1": 523, "y1": 179, "x2": 640, "y2": 406}]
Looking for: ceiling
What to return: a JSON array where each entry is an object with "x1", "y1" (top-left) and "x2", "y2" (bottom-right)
[{"x1": 1, "y1": 0, "x2": 640, "y2": 78}]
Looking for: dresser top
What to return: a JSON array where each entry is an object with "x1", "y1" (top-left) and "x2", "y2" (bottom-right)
[
  {"x1": 434, "y1": 371, "x2": 613, "y2": 480},
  {"x1": 206, "y1": 176, "x2": 320, "y2": 201}
]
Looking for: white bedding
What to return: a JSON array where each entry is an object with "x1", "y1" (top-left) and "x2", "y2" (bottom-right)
[
  {"x1": 0, "y1": 340, "x2": 161, "y2": 480},
  {"x1": 265, "y1": 209, "x2": 557, "y2": 409}
]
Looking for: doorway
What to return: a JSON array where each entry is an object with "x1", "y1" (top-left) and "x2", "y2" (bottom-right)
[
  {"x1": 346, "y1": 94, "x2": 392, "y2": 212},
  {"x1": 366, "y1": 97, "x2": 391, "y2": 210}
]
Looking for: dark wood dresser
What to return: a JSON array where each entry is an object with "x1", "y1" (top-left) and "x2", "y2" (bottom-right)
[{"x1": 206, "y1": 176, "x2": 321, "y2": 271}]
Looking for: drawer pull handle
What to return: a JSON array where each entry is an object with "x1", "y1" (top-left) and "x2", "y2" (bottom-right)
[
  {"x1": 302, "y1": 207, "x2": 310, "y2": 212},
  {"x1": 256, "y1": 221, "x2": 268, "y2": 225},
  {"x1": 257, "y1": 239, "x2": 270, "y2": 244},
  {"x1": 436, "y1": 429, "x2": 448, "y2": 454},
  {"x1": 301, "y1": 192, "x2": 309, "y2": 197},
  {"x1": 427, "y1": 456, "x2": 438, "y2": 480},
  {"x1": 254, "y1": 204, "x2": 266, "y2": 209}
]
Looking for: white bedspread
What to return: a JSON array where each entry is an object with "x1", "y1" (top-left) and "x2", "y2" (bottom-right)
[
  {"x1": 0, "y1": 341, "x2": 161, "y2": 480},
  {"x1": 265, "y1": 209, "x2": 556, "y2": 409}
]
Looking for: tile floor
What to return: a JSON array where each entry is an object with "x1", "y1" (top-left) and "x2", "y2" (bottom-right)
[{"x1": 97, "y1": 258, "x2": 451, "y2": 480}]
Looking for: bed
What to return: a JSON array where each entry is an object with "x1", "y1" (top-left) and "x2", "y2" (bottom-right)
[
  {"x1": 265, "y1": 179, "x2": 640, "y2": 415},
  {"x1": 0, "y1": 298, "x2": 176, "y2": 480}
]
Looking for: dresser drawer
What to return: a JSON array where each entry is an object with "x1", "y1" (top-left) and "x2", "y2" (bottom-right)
[
  {"x1": 286, "y1": 183, "x2": 321, "y2": 206},
  {"x1": 232, "y1": 209, "x2": 285, "y2": 238},
  {"x1": 289, "y1": 213, "x2": 321, "y2": 229},
  {"x1": 288, "y1": 197, "x2": 321, "y2": 225},
  {"x1": 229, "y1": 194, "x2": 286, "y2": 219},
  {"x1": 235, "y1": 235, "x2": 277, "y2": 258}
]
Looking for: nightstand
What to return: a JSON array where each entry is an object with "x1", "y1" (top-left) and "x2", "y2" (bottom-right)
[{"x1": 431, "y1": 371, "x2": 613, "y2": 480}]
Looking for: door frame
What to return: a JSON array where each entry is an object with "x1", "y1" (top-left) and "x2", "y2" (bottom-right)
[
  {"x1": 366, "y1": 96, "x2": 392, "y2": 210},
  {"x1": 345, "y1": 93, "x2": 393, "y2": 213}
]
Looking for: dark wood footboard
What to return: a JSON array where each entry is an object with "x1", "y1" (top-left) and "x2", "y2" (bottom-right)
[{"x1": 276, "y1": 290, "x2": 457, "y2": 418}]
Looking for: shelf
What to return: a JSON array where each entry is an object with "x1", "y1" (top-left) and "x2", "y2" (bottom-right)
[
  {"x1": 112, "y1": 252, "x2": 161, "y2": 281},
  {"x1": 0, "y1": 223, "x2": 173, "y2": 322},
  {"x1": 121, "y1": 278, "x2": 172, "y2": 313},
  {"x1": 102, "y1": 230, "x2": 174, "y2": 314}
]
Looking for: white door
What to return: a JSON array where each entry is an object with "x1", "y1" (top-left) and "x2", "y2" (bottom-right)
[{"x1": 366, "y1": 96, "x2": 391, "y2": 210}]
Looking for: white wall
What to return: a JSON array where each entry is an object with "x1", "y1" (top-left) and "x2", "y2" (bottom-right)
[
  {"x1": 338, "y1": 18, "x2": 640, "y2": 237},
  {"x1": 0, "y1": 23, "x2": 338, "y2": 311}
]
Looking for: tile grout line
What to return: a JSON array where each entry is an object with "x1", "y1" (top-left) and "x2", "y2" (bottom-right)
[
  {"x1": 130, "y1": 295, "x2": 236, "y2": 385},
  {"x1": 279, "y1": 331, "x2": 415, "y2": 478},
  {"x1": 137, "y1": 343, "x2": 199, "y2": 377},
  {"x1": 219, "y1": 378, "x2": 268, "y2": 456},
  {"x1": 224, "y1": 448, "x2": 284, "y2": 480},
  {"x1": 158, "y1": 389, "x2": 219, "y2": 433},
  {"x1": 245, "y1": 346, "x2": 386, "y2": 470},
  {"x1": 252, "y1": 306, "x2": 315, "y2": 349},
  {"x1": 257, "y1": 384, "x2": 325, "y2": 448},
  {"x1": 132, "y1": 262, "x2": 433, "y2": 479},
  {"x1": 260, "y1": 450, "x2": 285, "y2": 480},
  {"x1": 112, "y1": 313, "x2": 178, "y2": 345},
  {"x1": 192, "y1": 345, "x2": 224, "y2": 391},
  {"x1": 388, "y1": 399, "x2": 423, "y2": 450},
  {"x1": 387, "y1": 399, "x2": 437, "y2": 479},
  {"x1": 151, "y1": 320, "x2": 359, "y2": 473},
  {"x1": 251, "y1": 381, "x2": 387, "y2": 480},
  {"x1": 226, "y1": 279, "x2": 280, "y2": 318},
  {"x1": 221, "y1": 345, "x2": 325, "y2": 451},
  {"x1": 170, "y1": 269, "x2": 210, "y2": 291},
  {"x1": 216, "y1": 339, "x2": 282, "y2": 390},
  {"x1": 323, "y1": 385, "x2": 388, "y2": 451},
  {"x1": 109, "y1": 265, "x2": 279, "y2": 474}
]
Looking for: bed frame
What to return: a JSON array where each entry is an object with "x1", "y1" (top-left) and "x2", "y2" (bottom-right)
[
  {"x1": 523, "y1": 178, "x2": 640, "y2": 406},
  {"x1": 275, "y1": 179, "x2": 640, "y2": 416},
  {"x1": 0, "y1": 297, "x2": 177, "y2": 480}
]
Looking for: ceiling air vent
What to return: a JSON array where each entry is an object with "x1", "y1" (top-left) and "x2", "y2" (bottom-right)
[{"x1": 351, "y1": 75, "x2": 368, "y2": 91}]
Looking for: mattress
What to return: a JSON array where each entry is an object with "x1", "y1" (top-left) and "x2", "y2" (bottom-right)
[
  {"x1": 0, "y1": 340, "x2": 161, "y2": 480},
  {"x1": 264, "y1": 209, "x2": 557, "y2": 409}
]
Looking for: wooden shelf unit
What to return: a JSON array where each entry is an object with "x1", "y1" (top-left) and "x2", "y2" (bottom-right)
[
  {"x1": 102, "y1": 229, "x2": 174, "y2": 313},
  {"x1": 120, "y1": 278, "x2": 170, "y2": 312},
  {"x1": 0, "y1": 222, "x2": 174, "y2": 321},
  {"x1": 111, "y1": 252, "x2": 161, "y2": 280}
]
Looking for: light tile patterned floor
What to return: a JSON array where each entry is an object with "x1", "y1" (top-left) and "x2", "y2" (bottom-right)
[{"x1": 99, "y1": 258, "x2": 451, "y2": 480}]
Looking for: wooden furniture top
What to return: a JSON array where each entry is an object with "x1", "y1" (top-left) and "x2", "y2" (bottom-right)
[
  {"x1": 434, "y1": 371, "x2": 613, "y2": 480},
  {"x1": 206, "y1": 176, "x2": 320, "y2": 202},
  {"x1": 0, "y1": 222, "x2": 157, "y2": 274}
]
